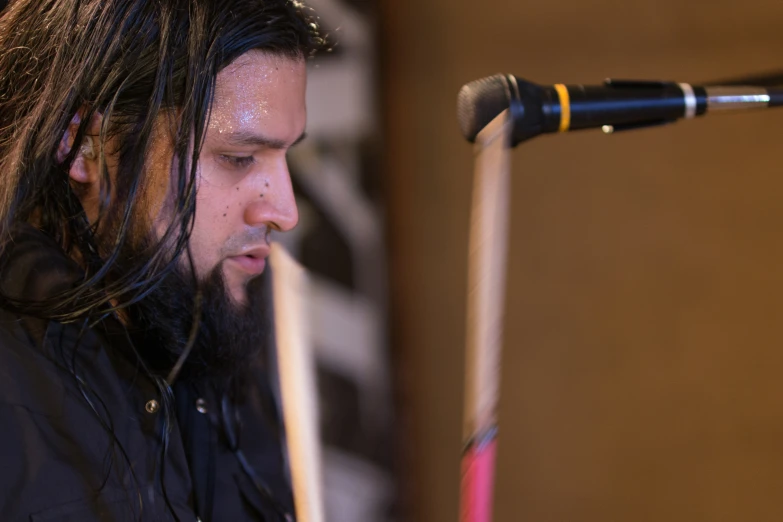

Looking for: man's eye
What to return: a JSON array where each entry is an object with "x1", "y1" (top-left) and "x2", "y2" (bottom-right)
[{"x1": 219, "y1": 155, "x2": 255, "y2": 169}]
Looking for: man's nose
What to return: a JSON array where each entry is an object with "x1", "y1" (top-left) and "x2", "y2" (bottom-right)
[{"x1": 243, "y1": 156, "x2": 299, "y2": 232}]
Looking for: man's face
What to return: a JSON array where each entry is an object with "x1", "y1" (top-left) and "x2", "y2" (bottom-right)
[
  {"x1": 149, "y1": 51, "x2": 306, "y2": 304},
  {"x1": 62, "y1": 50, "x2": 306, "y2": 379}
]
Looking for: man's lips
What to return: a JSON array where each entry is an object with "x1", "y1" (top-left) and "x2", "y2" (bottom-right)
[{"x1": 226, "y1": 246, "x2": 270, "y2": 275}]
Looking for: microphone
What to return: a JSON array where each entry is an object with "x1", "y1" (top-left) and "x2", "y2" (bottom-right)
[{"x1": 457, "y1": 75, "x2": 783, "y2": 146}]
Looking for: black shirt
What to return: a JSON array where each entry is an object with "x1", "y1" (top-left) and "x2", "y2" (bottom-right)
[{"x1": 0, "y1": 225, "x2": 294, "y2": 521}]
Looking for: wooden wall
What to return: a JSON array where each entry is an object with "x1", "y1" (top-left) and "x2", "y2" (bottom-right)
[{"x1": 382, "y1": 1, "x2": 783, "y2": 521}]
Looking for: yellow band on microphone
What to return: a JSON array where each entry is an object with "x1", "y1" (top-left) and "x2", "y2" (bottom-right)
[{"x1": 554, "y1": 84, "x2": 571, "y2": 132}]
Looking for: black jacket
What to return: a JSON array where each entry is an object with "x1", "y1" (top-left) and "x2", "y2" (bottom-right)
[{"x1": 0, "y1": 225, "x2": 294, "y2": 521}]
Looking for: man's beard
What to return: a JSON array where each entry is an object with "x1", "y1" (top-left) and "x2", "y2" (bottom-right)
[{"x1": 123, "y1": 253, "x2": 270, "y2": 389}]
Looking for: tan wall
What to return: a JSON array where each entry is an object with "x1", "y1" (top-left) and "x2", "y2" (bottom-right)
[{"x1": 383, "y1": 1, "x2": 783, "y2": 521}]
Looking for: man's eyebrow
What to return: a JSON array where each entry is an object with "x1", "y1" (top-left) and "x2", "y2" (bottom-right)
[{"x1": 218, "y1": 130, "x2": 307, "y2": 149}]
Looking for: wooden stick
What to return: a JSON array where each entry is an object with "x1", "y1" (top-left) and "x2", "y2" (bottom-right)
[
  {"x1": 270, "y1": 243, "x2": 325, "y2": 522},
  {"x1": 460, "y1": 109, "x2": 513, "y2": 522}
]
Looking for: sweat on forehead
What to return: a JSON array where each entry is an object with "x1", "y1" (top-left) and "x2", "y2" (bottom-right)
[
  {"x1": 212, "y1": 51, "x2": 304, "y2": 106},
  {"x1": 209, "y1": 52, "x2": 305, "y2": 130}
]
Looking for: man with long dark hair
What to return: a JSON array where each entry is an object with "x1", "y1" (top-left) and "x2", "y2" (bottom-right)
[{"x1": 0, "y1": 1, "x2": 323, "y2": 520}]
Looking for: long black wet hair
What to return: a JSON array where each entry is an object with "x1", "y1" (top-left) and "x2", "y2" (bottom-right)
[
  {"x1": 0, "y1": 1, "x2": 323, "y2": 519},
  {"x1": 0, "y1": 0, "x2": 322, "y2": 320}
]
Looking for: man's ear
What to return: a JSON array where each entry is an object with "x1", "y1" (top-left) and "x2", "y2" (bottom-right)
[{"x1": 57, "y1": 108, "x2": 103, "y2": 185}]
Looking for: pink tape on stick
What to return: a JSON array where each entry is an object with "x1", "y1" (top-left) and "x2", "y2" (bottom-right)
[{"x1": 460, "y1": 437, "x2": 497, "y2": 522}]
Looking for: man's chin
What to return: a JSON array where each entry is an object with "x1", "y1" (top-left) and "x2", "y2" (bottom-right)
[
  {"x1": 221, "y1": 264, "x2": 265, "y2": 307},
  {"x1": 127, "y1": 259, "x2": 269, "y2": 385},
  {"x1": 224, "y1": 276, "x2": 262, "y2": 308}
]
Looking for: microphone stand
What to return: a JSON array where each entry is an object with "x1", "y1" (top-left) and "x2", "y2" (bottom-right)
[{"x1": 457, "y1": 67, "x2": 783, "y2": 522}]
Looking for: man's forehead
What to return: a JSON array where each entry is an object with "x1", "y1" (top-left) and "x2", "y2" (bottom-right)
[
  {"x1": 213, "y1": 51, "x2": 306, "y2": 103},
  {"x1": 208, "y1": 51, "x2": 307, "y2": 140}
]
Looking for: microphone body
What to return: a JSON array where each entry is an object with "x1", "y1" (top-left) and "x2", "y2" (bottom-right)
[{"x1": 457, "y1": 75, "x2": 783, "y2": 146}]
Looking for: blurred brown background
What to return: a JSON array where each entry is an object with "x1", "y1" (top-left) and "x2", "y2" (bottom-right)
[{"x1": 382, "y1": 1, "x2": 783, "y2": 521}]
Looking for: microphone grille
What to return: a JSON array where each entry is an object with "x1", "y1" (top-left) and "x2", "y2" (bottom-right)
[{"x1": 457, "y1": 74, "x2": 510, "y2": 142}]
